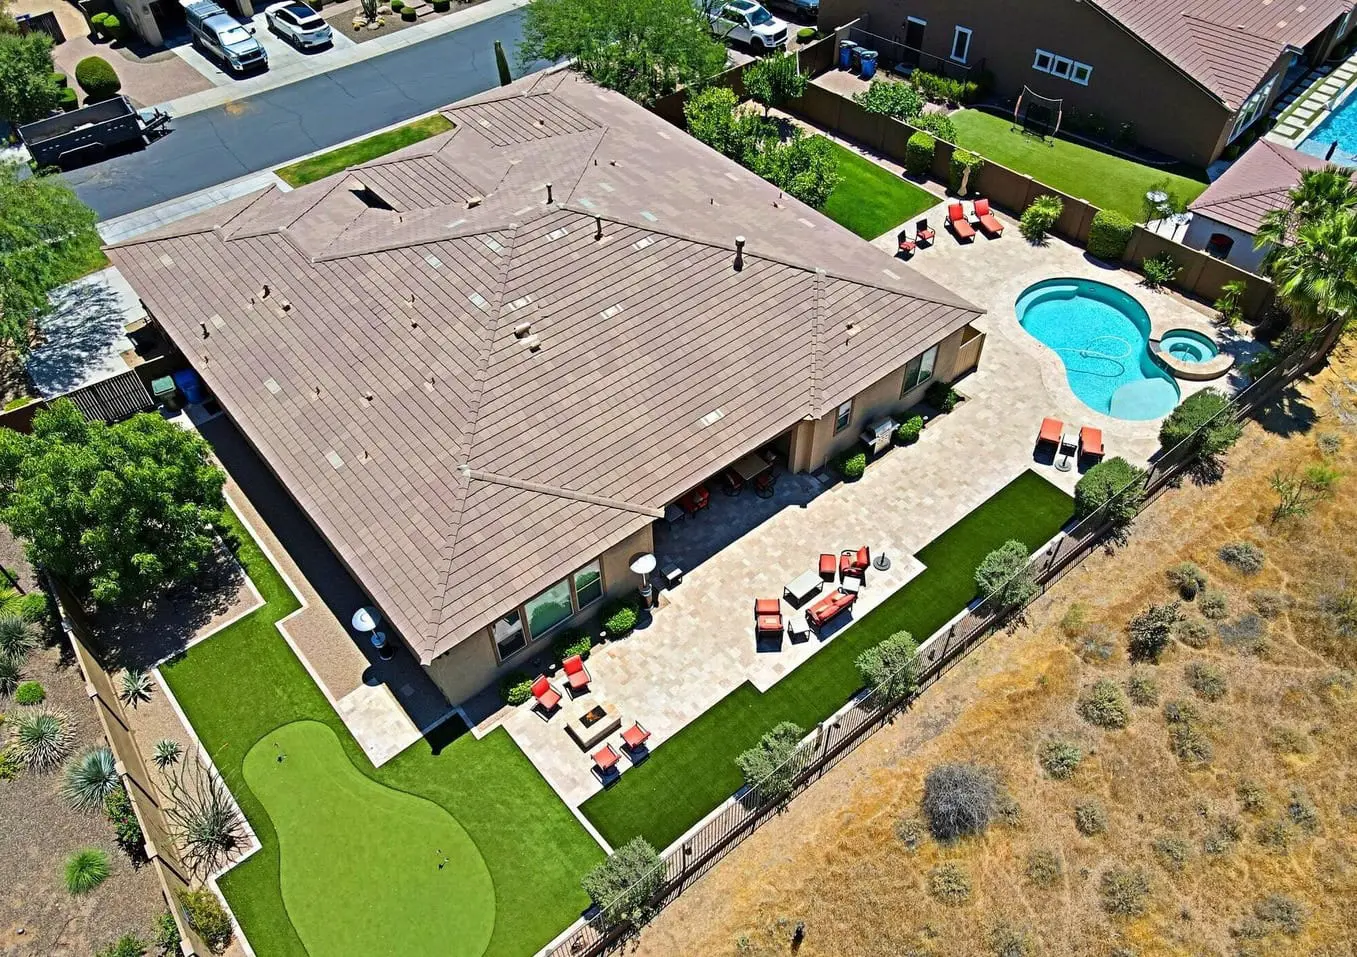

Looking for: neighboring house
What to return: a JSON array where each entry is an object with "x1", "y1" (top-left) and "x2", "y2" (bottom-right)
[
  {"x1": 106, "y1": 70, "x2": 986, "y2": 708},
  {"x1": 820, "y1": 0, "x2": 1357, "y2": 165},
  {"x1": 1182, "y1": 139, "x2": 1332, "y2": 273}
]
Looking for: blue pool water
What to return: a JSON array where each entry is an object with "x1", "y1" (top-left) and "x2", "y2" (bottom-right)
[
  {"x1": 1299, "y1": 90, "x2": 1357, "y2": 163},
  {"x1": 1159, "y1": 328, "x2": 1219, "y2": 363},
  {"x1": 1017, "y1": 278, "x2": 1180, "y2": 420}
]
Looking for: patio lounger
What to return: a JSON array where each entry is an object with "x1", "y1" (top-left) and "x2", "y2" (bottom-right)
[
  {"x1": 973, "y1": 198, "x2": 1004, "y2": 237},
  {"x1": 819, "y1": 553, "x2": 837, "y2": 580},
  {"x1": 1036, "y1": 417, "x2": 1063, "y2": 451},
  {"x1": 807, "y1": 589, "x2": 856, "y2": 629},
  {"x1": 754, "y1": 597, "x2": 783, "y2": 636},
  {"x1": 1079, "y1": 426, "x2": 1104, "y2": 462},
  {"x1": 840, "y1": 546, "x2": 870, "y2": 582},
  {"x1": 622, "y1": 722, "x2": 651, "y2": 753},
  {"x1": 562, "y1": 654, "x2": 590, "y2": 693},
  {"x1": 593, "y1": 743, "x2": 620, "y2": 773},
  {"x1": 897, "y1": 227, "x2": 916, "y2": 257},
  {"x1": 947, "y1": 203, "x2": 975, "y2": 242},
  {"x1": 531, "y1": 675, "x2": 561, "y2": 713},
  {"x1": 915, "y1": 218, "x2": 935, "y2": 244}
]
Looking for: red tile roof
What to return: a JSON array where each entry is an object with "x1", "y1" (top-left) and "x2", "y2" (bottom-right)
[
  {"x1": 107, "y1": 70, "x2": 981, "y2": 664},
  {"x1": 1188, "y1": 139, "x2": 1331, "y2": 232}
]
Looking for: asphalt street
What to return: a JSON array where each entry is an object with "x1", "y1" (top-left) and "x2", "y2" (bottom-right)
[{"x1": 65, "y1": 9, "x2": 530, "y2": 220}]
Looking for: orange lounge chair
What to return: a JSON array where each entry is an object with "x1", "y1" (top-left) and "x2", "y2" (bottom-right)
[
  {"x1": 593, "y1": 743, "x2": 620, "y2": 774},
  {"x1": 840, "y1": 546, "x2": 870, "y2": 583},
  {"x1": 754, "y1": 597, "x2": 783, "y2": 636},
  {"x1": 947, "y1": 203, "x2": 975, "y2": 242},
  {"x1": 1079, "y1": 426, "x2": 1104, "y2": 462},
  {"x1": 973, "y1": 198, "x2": 1004, "y2": 237},
  {"x1": 1036, "y1": 417, "x2": 1063, "y2": 451},
  {"x1": 562, "y1": 654, "x2": 590, "y2": 693}
]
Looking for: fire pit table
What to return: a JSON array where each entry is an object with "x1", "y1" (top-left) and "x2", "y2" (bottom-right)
[{"x1": 564, "y1": 697, "x2": 622, "y2": 750}]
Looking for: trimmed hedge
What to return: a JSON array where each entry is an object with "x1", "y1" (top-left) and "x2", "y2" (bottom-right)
[
  {"x1": 948, "y1": 149, "x2": 984, "y2": 195},
  {"x1": 500, "y1": 671, "x2": 533, "y2": 706},
  {"x1": 432, "y1": 0, "x2": 450, "y2": 10},
  {"x1": 926, "y1": 380, "x2": 959, "y2": 413},
  {"x1": 894, "y1": 415, "x2": 923, "y2": 446},
  {"x1": 58, "y1": 87, "x2": 79, "y2": 111},
  {"x1": 1087, "y1": 209, "x2": 1133, "y2": 261},
  {"x1": 836, "y1": 450, "x2": 867, "y2": 481},
  {"x1": 51, "y1": 71, "x2": 68, "y2": 88},
  {"x1": 904, "y1": 131, "x2": 935, "y2": 177},
  {"x1": 401, "y1": 6, "x2": 416, "y2": 19},
  {"x1": 75, "y1": 56, "x2": 121, "y2": 102},
  {"x1": 603, "y1": 600, "x2": 640, "y2": 638}
]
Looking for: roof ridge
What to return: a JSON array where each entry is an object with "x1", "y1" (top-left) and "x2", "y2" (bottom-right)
[
  {"x1": 808, "y1": 267, "x2": 825, "y2": 413},
  {"x1": 1179, "y1": 11, "x2": 1273, "y2": 42},
  {"x1": 467, "y1": 470, "x2": 663, "y2": 517}
]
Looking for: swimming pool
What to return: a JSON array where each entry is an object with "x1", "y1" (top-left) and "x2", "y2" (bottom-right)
[
  {"x1": 1159, "y1": 328, "x2": 1219, "y2": 364},
  {"x1": 1299, "y1": 88, "x2": 1357, "y2": 162},
  {"x1": 1016, "y1": 278, "x2": 1180, "y2": 420}
]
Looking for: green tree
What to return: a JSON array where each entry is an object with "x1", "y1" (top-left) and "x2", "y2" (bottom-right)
[
  {"x1": 0, "y1": 31, "x2": 61, "y2": 124},
  {"x1": 735, "y1": 721, "x2": 804, "y2": 803},
  {"x1": 974, "y1": 539, "x2": 1038, "y2": 609},
  {"x1": 1158, "y1": 388, "x2": 1243, "y2": 464},
  {"x1": 852, "y1": 79, "x2": 924, "y2": 120},
  {"x1": 1255, "y1": 165, "x2": 1357, "y2": 264},
  {"x1": 0, "y1": 400, "x2": 227, "y2": 606},
  {"x1": 519, "y1": 0, "x2": 727, "y2": 106},
  {"x1": 581, "y1": 836, "x2": 663, "y2": 927},
  {"x1": 0, "y1": 160, "x2": 101, "y2": 350},
  {"x1": 750, "y1": 128, "x2": 840, "y2": 208},
  {"x1": 745, "y1": 51, "x2": 805, "y2": 116},
  {"x1": 683, "y1": 85, "x2": 768, "y2": 163},
  {"x1": 855, "y1": 630, "x2": 918, "y2": 703},
  {"x1": 1073, "y1": 456, "x2": 1146, "y2": 541}
]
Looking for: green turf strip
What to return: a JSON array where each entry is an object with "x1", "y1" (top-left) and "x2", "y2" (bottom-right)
[
  {"x1": 274, "y1": 114, "x2": 455, "y2": 187},
  {"x1": 819, "y1": 139, "x2": 939, "y2": 240},
  {"x1": 160, "y1": 509, "x2": 602, "y2": 957},
  {"x1": 581, "y1": 470, "x2": 1073, "y2": 851}
]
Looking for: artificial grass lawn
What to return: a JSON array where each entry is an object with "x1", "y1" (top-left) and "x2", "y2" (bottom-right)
[
  {"x1": 275, "y1": 114, "x2": 455, "y2": 187},
  {"x1": 819, "y1": 139, "x2": 939, "y2": 239},
  {"x1": 243, "y1": 720, "x2": 495, "y2": 956},
  {"x1": 161, "y1": 509, "x2": 602, "y2": 957},
  {"x1": 581, "y1": 470, "x2": 1074, "y2": 852},
  {"x1": 949, "y1": 110, "x2": 1208, "y2": 220}
]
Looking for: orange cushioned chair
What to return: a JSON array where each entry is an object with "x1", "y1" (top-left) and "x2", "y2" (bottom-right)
[
  {"x1": 1079, "y1": 426, "x2": 1104, "y2": 463},
  {"x1": 947, "y1": 202, "x2": 976, "y2": 242},
  {"x1": 840, "y1": 546, "x2": 870, "y2": 582},
  {"x1": 562, "y1": 654, "x2": 590, "y2": 692},
  {"x1": 531, "y1": 675, "x2": 561, "y2": 713},
  {"x1": 973, "y1": 198, "x2": 1004, "y2": 237},
  {"x1": 1036, "y1": 417, "x2": 1063, "y2": 452}
]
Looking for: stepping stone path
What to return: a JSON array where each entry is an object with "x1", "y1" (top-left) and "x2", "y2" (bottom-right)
[{"x1": 1267, "y1": 55, "x2": 1357, "y2": 148}]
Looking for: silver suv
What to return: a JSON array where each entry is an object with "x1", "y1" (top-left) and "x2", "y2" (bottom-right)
[{"x1": 181, "y1": 0, "x2": 269, "y2": 74}]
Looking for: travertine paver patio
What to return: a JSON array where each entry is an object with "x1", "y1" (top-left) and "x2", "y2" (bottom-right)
[{"x1": 492, "y1": 195, "x2": 1263, "y2": 814}]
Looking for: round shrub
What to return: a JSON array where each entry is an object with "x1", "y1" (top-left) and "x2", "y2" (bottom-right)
[
  {"x1": 1074, "y1": 798, "x2": 1107, "y2": 835},
  {"x1": 1019, "y1": 194, "x2": 1063, "y2": 243},
  {"x1": 90, "y1": 11, "x2": 111, "y2": 36},
  {"x1": 389, "y1": 0, "x2": 403, "y2": 8},
  {"x1": 928, "y1": 862, "x2": 971, "y2": 904},
  {"x1": 796, "y1": 26, "x2": 816, "y2": 40},
  {"x1": 1077, "y1": 678, "x2": 1130, "y2": 729},
  {"x1": 904, "y1": 131, "x2": 935, "y2": 177},
  {"x1": 1158, "y1": 388, "x2": 1242, "y2": 459},
  {"x1": 1126, "y1": 669, "x2": 1159, "y2": 706},
  {"x1": 1166, "y1": 561, "x2": 1206, "y2": 600},
  {"x1": 1025, "y1": 848, "x2": 1061, "y2": 887},
  {"x1": 894, "y1": 415, "x2": 923, "y2": 446},
  {"x1": 1176, "y1": 619, "x2": 1210, "y2": 648},
  {"x1": 911, "y1": 110, "x2": 956, "y2": 143},
  {"x1": 102, "y1": 14, "x2": 125, "y2": 40},
  {"x1": 1073, "y1": 456, "x2": 1146, "y2": 525},
  {"x1": 925, "y1": 380, "x2": 959, "y2": 413},
  {"x1": 556, "y1": 629, "x2": 592, "y2": 662},
  {"x1": 1198, "y1": 589, "x2": 1228, "y2": 619},
  {"x1": 65, "y1": 847, "x2": 110, "y2": 894},
  {"x1": 948, "y1": 149, "x2": 985, "y2": 195},
  {"x1": 835, "y1": 450, "x2": 866, "y2": 482},
  {"x1": 1218, "y1": 541, "x2": 1265, "y2": 575},
  {"x1": 1039, "y1": 738, "x2": 1082, "y2": 779},
  {"x1": 1184, "y1": 661, "x2": 1227, "y2": 701},
  {"x1": 975, "y1": 539, "x2": 1037, "y2": 609},
  {"x1": 500, "y1": 671, "x2": 533, "y2": 706},
  {"x1": 432, "y1": 0, "x2": 450, "y2": 9},
  {"x1": 602, "y1": 600, "x2": 639, "y2": 638},
  {"x1": 1087, "y1": 209, "x2": 1134, "y2": 261},
  {"x1": 51, "y1": 71, "x2": 68, "y2": 88},
  {"x1": 15, "y1": 680, "x2": 45, "y2": 705},
  {"x1": 75, "y1": 56, "x2": 122, "y2": 102},
  {"x1": 923, "y1": 762, "x2": 999, "y2": 839},
  {"x1": 58, "y1": 87, "x2": 79, "y2": 111},
  {"x1": 1099, "y1": 866, "x2": 1150, "y2": 916},
  {"x1": 401, "y1": 6, "x2": 416, "y2": 19}
]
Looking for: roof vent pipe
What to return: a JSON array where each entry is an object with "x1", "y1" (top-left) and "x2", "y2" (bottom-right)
[
  {"x1": 260, "y1": 283, "x2": 271, "y2": 299},
  {"x1": 734, "y1": 236, "x2": 746, "y2": 273},
  {"x1": 545, "y1": 182, "x2": 554, "y2": 204},
  {"x1": 595, "y1": 216, "x2": 604, "y2": 241},
  {"x1": 200, "y1": 322, "x2": 210, "y2": 339}
]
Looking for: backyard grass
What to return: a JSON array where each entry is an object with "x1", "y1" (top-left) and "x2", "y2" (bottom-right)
[
  {"x1": 581, "y1": 470, "x2": 1074, "y2": 852},
  {"x1": 274, "y1": 113, "x2": 455, "y2": 187},
  {"x1": 949, "y1": 110, "x2": 1208, "y2": 220},
  {"x1": 819, "y1": 139, "x2": 938, "y2": 239},
  {"x1": 160, "y1": 508, "x2": 602, "y2": 957}
]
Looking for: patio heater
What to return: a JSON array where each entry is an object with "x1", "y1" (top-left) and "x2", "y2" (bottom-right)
[
  {"x1": 352, "y1": 607, "x2": 393, "y2": 660},
  {"x1": 630, "y1": 553, "x2": 657, "y2": 608}
]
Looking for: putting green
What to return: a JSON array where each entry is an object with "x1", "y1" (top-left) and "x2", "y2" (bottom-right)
[{"x1": 242, "y1": 721, "x2": 495, "y2": 956}]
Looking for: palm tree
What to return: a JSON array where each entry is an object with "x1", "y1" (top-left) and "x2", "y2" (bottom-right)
[
  {"x1": 1256, "y1": 165, "x2": 1357, "y2": 264},
  {"x1": 1266, "y1": 210, "x2": 1357, "y2": 344}
]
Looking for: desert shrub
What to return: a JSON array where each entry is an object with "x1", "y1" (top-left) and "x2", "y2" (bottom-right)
[
  {"x1": 1236, "y1": 779, "x2": 1266, "y2": 815},
  {"x1": 163, "y1": 757, "x2": 244, "y2": 877},
  {"x1": 1152, "y1": 834, "x2": 1190, "y2": 872},
  {"x1": 910, "y1": 110, "x2": 957, "y2": 142},
  {"x1": 14, "y1": 680, "x2": 44, "y2": 704},
  {"x1": 120, "y1": 668, "x2": 153, "y2": 707},
  {"x1": 1074, "y1": 799, "x2": 1107, "y2": 835},
  {"x1": 928, "y1": 862, "x2": 972, "y2": 904},
  {"x1": 1203, "y1": 815, "x2": 1242, "y2": 854},
  {"x1": 65, "y1": 847, "x2": 110, "y2": 894},
  {"x1": 177, "y1": 888, "x2": 233, "y2": 951},
  {"x1": 153, "y1": 739, "x2": 182, "y2": 769},
  {"x1": 1166, "y1": 562, "x2": 1206, "y2": 600},
  {"x1": 1059, "y1": 602, "x2": 1088, "y2": 637},
  {"x1": 8, "y1": 707, "x2": 73, "y2": 771},
  {"x1": 1164, "y1": 699, "x2": 1213, "y2": 764},
  {"x1": 893, "y1": 816, "x2": 925, "y2": 851},
  {"x1": 105, "y1": 783, "x2": 144, "y2": 856},
  {"x1": 152, "y1": 911, "x2": 181, "y2": 953},
  {"x1": 855, "y1": 630, "x2": 918, "y2": 702},
  {"x1": 1099, "y1": 866, "x2": 1150, "y2": 916},
  {"x1": 95, "y1": 934, "x2": 145, "y2": 957},
  {"x1": 581, "y1": 837, "x2": 662, "y2": 927},
  {"x1": 926, "y1": 380, "x2": 960, "y2": 412},
  {"x1": 1073, "y1": 457, "x2": 1146, "y2": 535},
  {"x1": 987, "y1": 923, "x2": 1032, "y2": 957},
  {"x1": 1087, "y1": 210, "x2": 1134, "y2": 260},
  {"x1": 1198, "y1": 590, "x2": 1228, "y2": 620},
  {"x1": 1038, "y1": 739, "x2": 1082, "y2": 779},
  {"x1": 1140, "y1": 252, "x2": 1180, "y2": 289},
  {"x1": 1176, "y1": 619, "x2": 1210, "y2": 649},
  {"x1": 894, "y1": 415, "x2": 923, "y2": 446},
  {"x1": 1127, "y1": 601, "x2": 1183, "y2": 663},
  {"x1": 835, "y1": 450, "x2": 867, "y2": 481},
  {"x1": 500, "y1": 672, "x2": 533, "y2": 705},
  {"x1": 1077, "y1": 679, "x2": 1130, "y2": 729},
  {"x1": 1318, "y1": 432, "x2": 1342, "y2": 456},
  {"x1": 1126, "y1": 669, "x2": 1159, "y2": 706},
  {"x1": 0, "y1": 612, "x2": 37, "y2": 661},
  {"x1": 995, "y1": 791, "x2": 1022, "y2": 827},
  {"x1": 923, "y1": 763, "x2": 999, "y2": 839},
  {"x1": 0, "y1": 746, "x2": 19, "y2": 781},
  {"x1": 736, "y1": 722, "x2": 804, "y2": 803},
  {"x1": 1074, "y1": 624, "x2": 1116, "y2": 663},
  {"x1": 1248, "y1": 589, "x2": 1285, "y2": 618},
  {"x1": 1252, "y1": 894, "x2": 1305, "y2": 936},
  {"x1": 903, "y1": 131, "x2": 935, "y2": 176},
  {"x1": 75, "y1": 56, "x2": 121, "y2": 102},
  {"x1": 602, "y1": 600, "x2": 639, "y2": 637},
  {"x1": 1159, "y1": 388, "x2": 1243, "y2": 462},
  {"x1": 1025, "y1": 848, "x2": 1061, "y2": 887},
  {"x1": 1184, "y1": 661, "x2": 1227, "y2": 701},
  {"x1": 1218, "y1": 614, "x2": 1267, "y2": 654},
  {"x1": 948, "y1": 149, "x2": 985, "y2": 194},
  {"x1": 1255, "y1": 819, "x2": 1291, "y2": 853},
  {"x1": 1287, "y1": 788, "x2": 1319, "y2": 831},
  {"x1": 62, "y1": 745, "x2": 119, "y2": 811},
  {"x1": 974, "y1": 539, "x2": 1037, "y2": 609},
  {"x1": 1218, "y1": 541, "x2": 1265, "y2": 574},
  {"x1": 1019, "y1": 194, "x2": 1063, "y2": 243},
  {"x1": 556, "y1": 630, "x2": 593, "y2": 662},
  {"x1": 1266, "y1": 724, "x2": 1310, "y2": 754}
]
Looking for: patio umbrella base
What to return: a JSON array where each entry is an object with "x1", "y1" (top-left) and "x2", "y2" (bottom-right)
[{"x1": 873, "y1": 554, "x2": 891, "y2": 571}]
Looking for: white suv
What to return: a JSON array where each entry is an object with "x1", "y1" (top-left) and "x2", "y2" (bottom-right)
[{"x1": 710, "y1": 0, "x2": 788, "y2": 51}]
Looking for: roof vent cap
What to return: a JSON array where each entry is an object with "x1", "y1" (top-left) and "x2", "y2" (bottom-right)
[
  {"x1": 734, "y1": 236, "x2": 746, "y2": 273},
  {"x1": 466, "y1": 195, "x2": 483, "y2": 209},
  {"x1": 513, "y1": 322, "x2": 532, "y2": 338}
]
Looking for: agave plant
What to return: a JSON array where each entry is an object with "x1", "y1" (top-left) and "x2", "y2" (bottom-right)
[
  {"x1": 0, "y1": 654, "x2": 19, "y2": 696},
  {"x1": 62, "y1": 745, "x2": 120, "y2": 812},
  {"x1": 153, "y1": 739, "x2": 183, "y2": 769},
  {"x1": 64, "y1": 847, "x2": 110, "y2": 894},
  {"x1": 0, "y1": 612, "x2": 36, "y2": 662},
  {"x1": 119, "y1": 668, "x2": 154, "y2": 707},
  {"x1": 9, "y1": 708, "x2": 74, "y2": 772}
]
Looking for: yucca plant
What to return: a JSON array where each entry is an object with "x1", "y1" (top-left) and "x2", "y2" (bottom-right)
[
  {"x1": 64, "y1": 847, "x2": 110, "y2": 894},
  {"x1": 9, "y1": 708, "x2": 74, "y2": 772},
  {"x1": 0, "y1": 653, "x2": 19, "y2": 696},
  {"x1": 152, "y1": 739, "x2": 183, "y2": 769},
  {"x1": 163, "y1": 756, "x2": 244, "y2": 876},
  {"x1": 119, "y1": 669, "x2": 153, "y2": 707},
  {"x1": 62, "y1": 745, "x2": 119, "y2": 811},
  {"x1": 0, "y1": 612, "x2": 37, "y2": 661}
]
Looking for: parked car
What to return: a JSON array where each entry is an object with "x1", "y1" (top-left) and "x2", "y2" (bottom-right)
[
  {"x1": 181, "y1": 0, "x2": 268, "y2": 73},
  {"x1": 709, "y1": 0, "x2": 788, "y2": 51},
  {"x1": 764, "y1": 0, "x2": 817, "y2": 20},
  {"x1": 264, "y1": 1, "x2": 333, "y2": 49}
]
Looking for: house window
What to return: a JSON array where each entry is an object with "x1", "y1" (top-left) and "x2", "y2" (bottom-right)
[
  {"x1": 492, "y1": 609, "x2": 526, "y2": 660},
  {"x1": 901, "y1": 344, "x2": 939, "y2": 396},
  {"x1": 1050, "y1": 55, "x2": 1073, "y2": 79},
  {"x1": 572, "y1": 560, "x2": 603, "y2": 609},
  {"x1": 1207, "y1": 233, "x2": 1234, "y2": 259},
  {"x1": 1229, "y1": 77, "x2": 1276, "y2": 142},
  {"x1": 1071, "y1": 61, "x2": 1092, "y2": 85},
  {"x1": 833, "y1": 400, "x2": 853, "y2": 434},
  {"x1": 523, "y1": 579, "x2": 573, "y2": 639},
  {"x1": 950, "y1": 26, "x2": 972, "y2": 63},
  {"x1": 1033, "y1": 49, "x2": 1054, "y2": 73}
]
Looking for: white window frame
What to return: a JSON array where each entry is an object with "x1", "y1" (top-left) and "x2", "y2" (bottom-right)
[
  {"x1": 950, "y1": 25, "x2": 972, "y2": 64},
  {"x1": 1071, "y1": 61, "x2": 1092, "y2": 86},
  {"x1": 1050, "y1": 55, "x2": 1073, "y2": 79},
  {"x1": 1033, "y1": 48, "x2": 1054, "y2": 73},
  {"x1": 491, "y1": 610, "x2": 526, "y2": 661},
  {"x1": 1228, "y1": 76, "x2": 1276, "y2": 142},
  {"x1": 833, "y1": 400, "x2": 853, "y2": 434}
]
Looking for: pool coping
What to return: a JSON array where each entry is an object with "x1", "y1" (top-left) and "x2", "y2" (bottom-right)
[{"x1": 1267, "y1": 51, "x2": 1357, "y2": 152}]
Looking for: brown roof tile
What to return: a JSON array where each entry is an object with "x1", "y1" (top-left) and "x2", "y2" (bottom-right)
[{"x1": 1188, "y1": 139, "x2": 1335, "y2": 232}]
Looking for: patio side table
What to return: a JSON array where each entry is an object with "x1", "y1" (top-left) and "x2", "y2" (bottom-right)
[{"x1": 787, "y1": 616, "x2": 811, "y2": 642}]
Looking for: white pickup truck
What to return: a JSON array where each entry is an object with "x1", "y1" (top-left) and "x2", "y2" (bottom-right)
[{"x1": 709, "y1": 0, "x2": 788, "y2": 51}]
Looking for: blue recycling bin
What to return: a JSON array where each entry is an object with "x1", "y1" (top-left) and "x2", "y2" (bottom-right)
[
  {"x1": 859, "y1": 50, "x2": 878, "y2": 79},
  {"x1": 838, "y1": 40, "x2": 858, "y2": 70},
  {"x1": 172, "y1": 369, "x2": 207, "y2": 405}
]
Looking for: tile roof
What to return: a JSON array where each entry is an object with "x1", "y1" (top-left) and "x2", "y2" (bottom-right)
[
  {"x1": 107, "y1": 69, "x2": 981, "y2": 664},
  {"x1": 1091, "y1": 0, "x2": 1352, "y2": 106},
  {"x1": 1188, "y1": 139, "x2": 1332, "y2": 232}
]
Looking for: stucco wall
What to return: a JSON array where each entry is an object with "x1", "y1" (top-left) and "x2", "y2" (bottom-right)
[{"x1": 1180, "y1": 215, "x2": 1269, "y2": 275}]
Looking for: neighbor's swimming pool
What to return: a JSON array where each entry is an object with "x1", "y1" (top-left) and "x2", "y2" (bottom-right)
[
  {"x1": 1017, "y1": 278, "x2": 1181, "y2": 420},
  {"x1": 1299, "y1": 87, "x2": 1357, "y2": 163}
]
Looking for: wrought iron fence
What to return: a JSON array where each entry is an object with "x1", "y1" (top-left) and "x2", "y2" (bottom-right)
[{"x1": 547, "y1": 324, "x2": 1336, "y2": 957}]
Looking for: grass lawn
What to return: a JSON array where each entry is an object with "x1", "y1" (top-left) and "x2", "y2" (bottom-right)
[
  {"x1": 581, "y1": 470, "x2": 1074, "y2": 852},
  {"x1": 819, "y1": 139, "x2": 938, "y2": 239},
  {"x1": 160, "y1": 508, "x2": 602, "y2": 957},
  {"x1": 949, "y1": 110, "x2": 1208, "y2": 220},
  {"x1": 275, "y1": 114, "x2": 455, "y2": 187}
]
